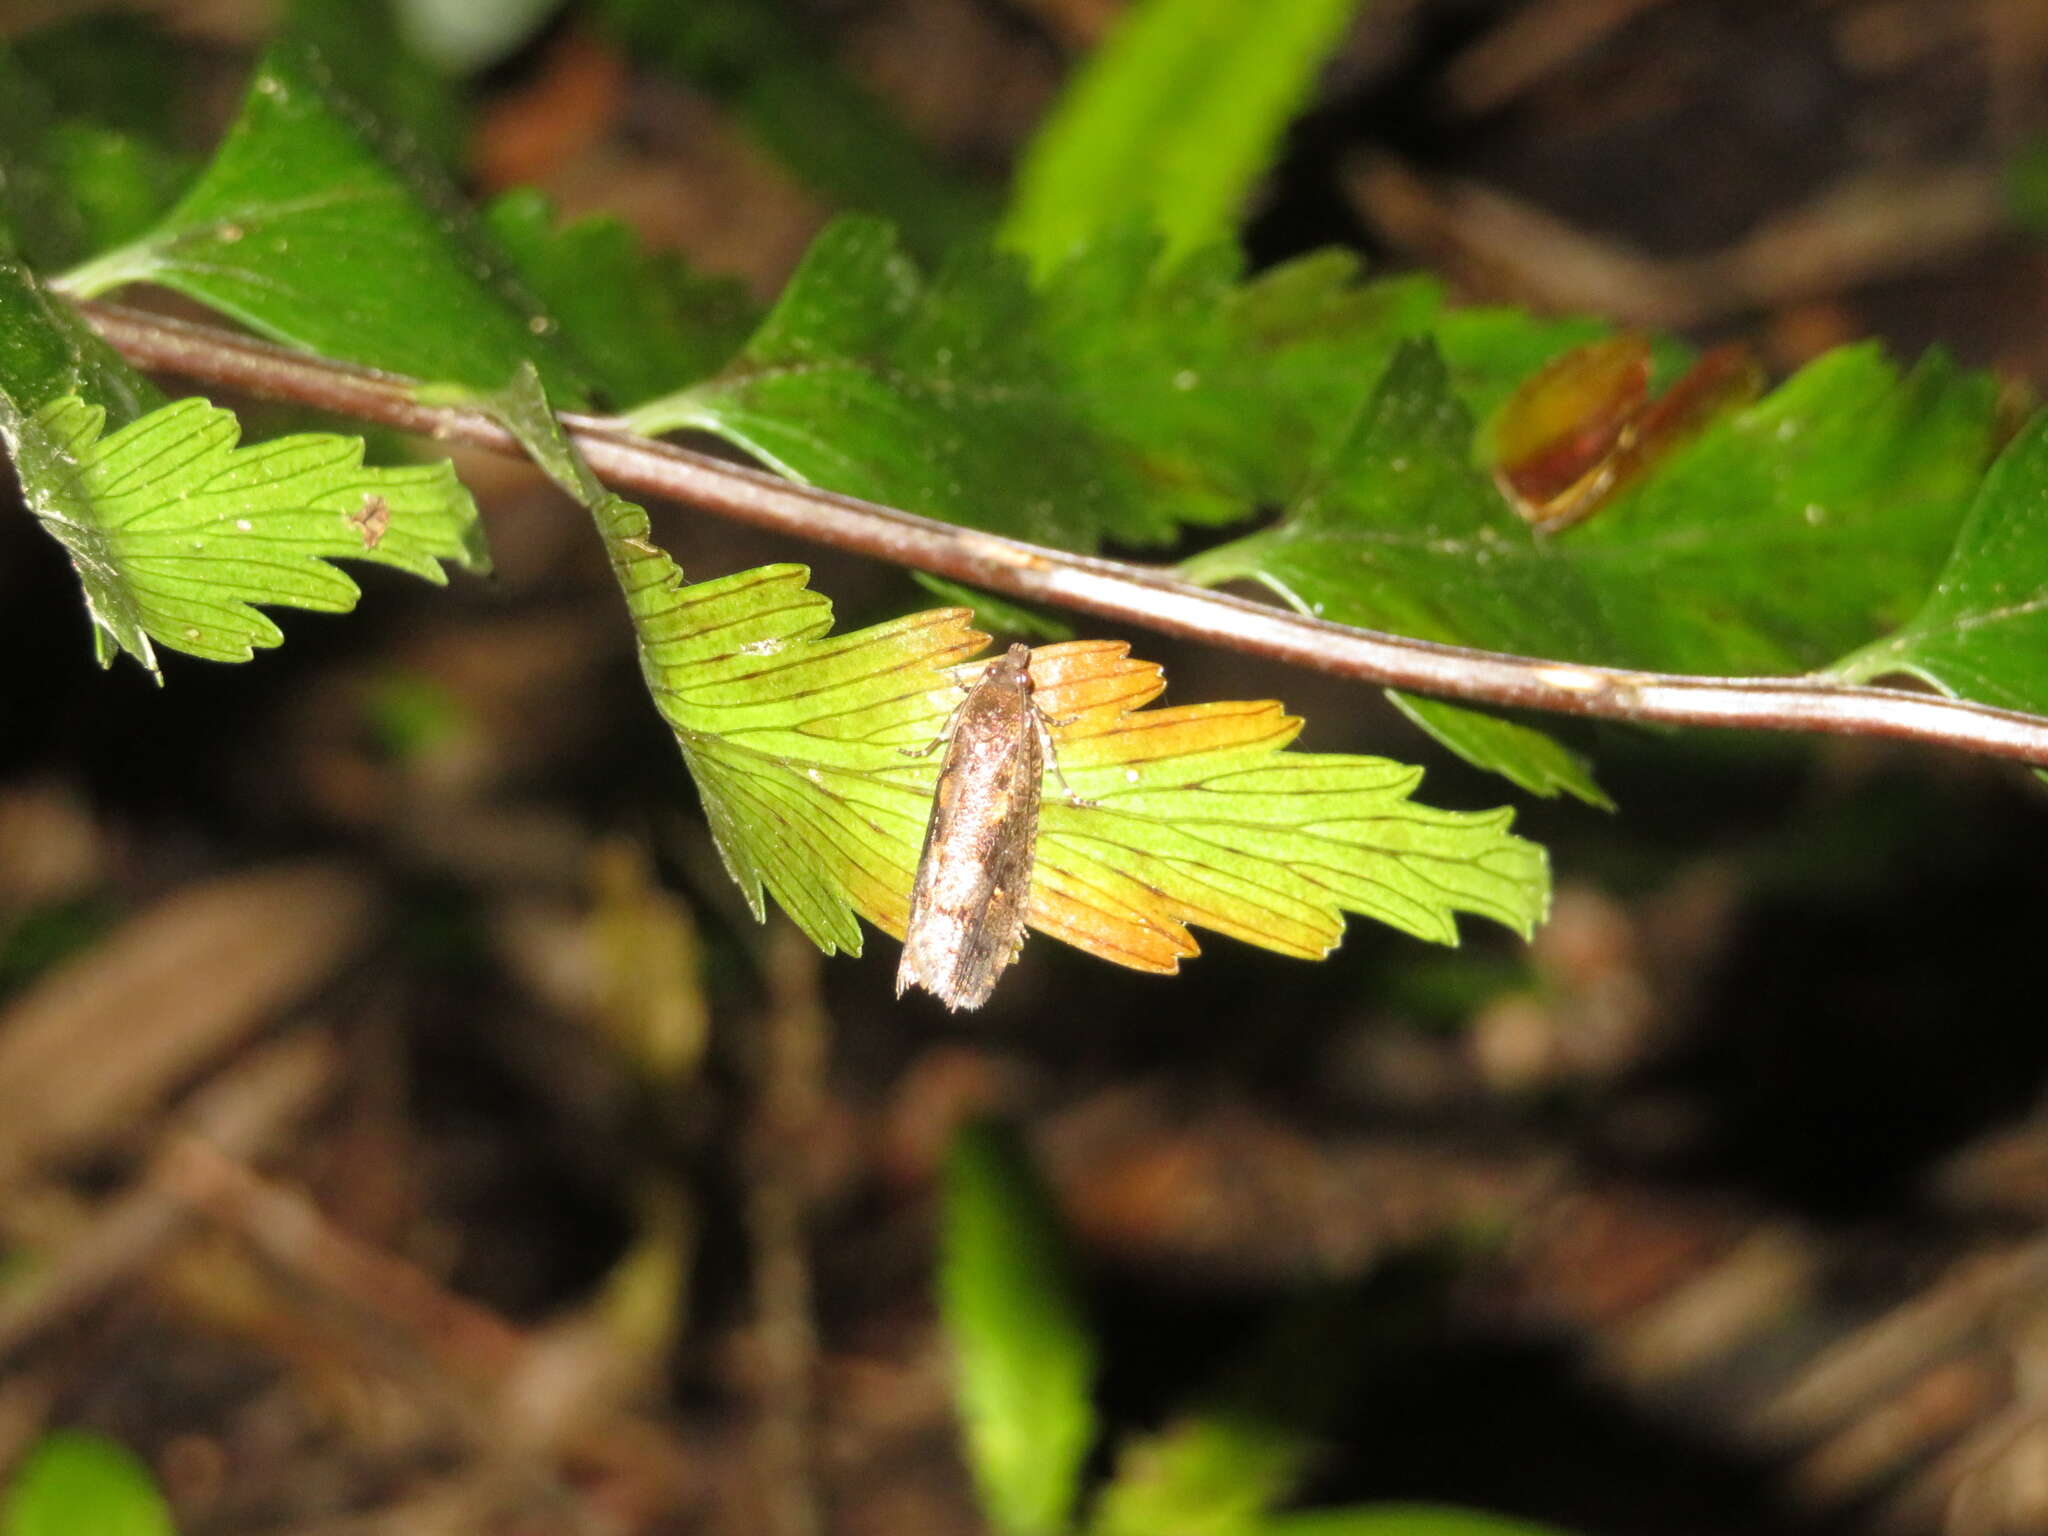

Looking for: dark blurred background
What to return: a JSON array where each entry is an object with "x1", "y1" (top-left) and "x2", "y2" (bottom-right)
[{"x1": 4, "y1": 2, "x2": 2048, "y2": 1533}]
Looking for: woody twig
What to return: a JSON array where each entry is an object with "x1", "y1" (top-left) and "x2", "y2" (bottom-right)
[{"x1": 77, "y1": 300, "x2": 2048, "y2": 773}]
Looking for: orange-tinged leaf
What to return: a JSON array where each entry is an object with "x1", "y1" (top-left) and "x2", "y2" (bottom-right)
[
  {"x1": 1023, "y1": 641, "x2": 1546, "y2": 972},
  {"x1": 474, "y1": 366, "x2": 1549, "y2": 984}
]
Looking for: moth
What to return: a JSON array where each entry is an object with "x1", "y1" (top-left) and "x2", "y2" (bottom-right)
[{"x1": 896, "y1": 643, "x2": 1063, "y2": 1010}]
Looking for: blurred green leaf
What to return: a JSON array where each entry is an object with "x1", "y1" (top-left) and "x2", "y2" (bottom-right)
[
  {"x1": 1833, "y1": 411, "x2": 2048, "y2": 711},
  {"x1": 0, "y1": 1249, "x2": 39, "y2": 1293},
  {"x1": 943, "y1": 1121, "x2": 1097, "y2": 1536},
  {"x1": 1003, "y1": 0, "x2": 1365, "y2": 273},
  {"x1": 1253, "y1": 1505, "x2": 1573, "y2": 1536},
  {"x1": 0, "y1": 43, "x2": 92, "y2": 269},
  {"x1": 486, "y1": 188, "x2": 758, "y2": 409},
  {"x1": 601, "y1": 0, "x2": 993, "y2": 260},
  {"x1": 58, "y1": 41, "x2": 584, "y2": 400},
  {"x1": 1385, "y1": 693, "x2": 1612, "y2": 811},
  {"x1": 44, "y1": 125, "x2": 191, "y2": 253},
  {"x1": 1377, "y1": 949, "x2": 1531, "y2": 1027},
  {"x1": 363, "y1": 669, "x2": 472, "y2": 761},
  {"x1": 1, "y1": 1432, "x2": 175, "y2": 1536},
  {"x1": 1094, "y1": 1289, "x2": 1385, "y2": 1536},
  {"x1": 0, "y1": 896, "x2": 116, "y2": 1003},
  {"x1": 0, "y1": 26, "x2": 191, "y2": 262},
  {"x1": 2006, "y1": 135, "x2": 2048, "y2": 237},
  {"x1": 12, "y1": 15, "x2": 184, "y2": 144},
  {"x1": 285, "y1": 0, "x2": 469, "y2": 168},
  {"x1": 1100, "y1": 1408, "x2": 1312, "y2": 1535}
]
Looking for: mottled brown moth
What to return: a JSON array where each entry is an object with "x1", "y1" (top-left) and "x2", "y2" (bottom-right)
[{"x1": 896, "y1": 643, "x2": 1058, "y2": 1010}]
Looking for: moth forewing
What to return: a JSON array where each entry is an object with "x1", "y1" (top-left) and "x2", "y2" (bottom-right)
[{"x1": 896, "y1": 644, "x2": 1050, "y2": 1010}]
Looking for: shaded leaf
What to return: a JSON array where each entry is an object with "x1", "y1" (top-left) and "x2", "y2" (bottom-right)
[
  {"x1": 1033, "y1": 231, "x2": 1437, "y2": 527},
  {"x1": 1386, "y1": 693, "x2": 1612, "y2": 810},
  {"x1": 942, "y1": 1121, "x2": 1096, "y2": 1536},
  {"x1": 1029, "y1": 227, "x2": 1603, "y2": 534},
  {"x1": 11, "y1": 15, "x2": 184, "y2": 144},
  {"x1": 1183, "y1": 337, "x2": 2000, "y2": 783},
  {"x1": 1181, "y1": 340, "x2": 1609, "y2": 660},
  {"x1": 1002, "y1": 0, "x2": 1364, "y2": 274},
  {"x1": 1566, "y1": 345, "x2": 1998, "y2": 674},
  {"x1": 625, "y1": 217, "x2": 1158, "y2": 548},
  {"x1": 630, "y1": 218, "x2": 1605, "y2": 561},
  {"x1": 1834, "y1": 411, "x2": 2048, "y2": 711},
  {"x1": 485, "y1": 188, "x2": 757, "y2": 409},
  {"x1": 3, "y1": 388, "x2": 485, "y2": 676},
  {"x1": 1040, "y1": 227, "x2": 1597, "y2": 528},
  {"x1": 57, "y1": 40, "x2": 585, "y2": 400},
  {"x1": 0, "y1": 251, "x2": 165, "y2": 431},
  {"x1": 1, "y1": 1431, "x2": 174, "y2": 1536}
]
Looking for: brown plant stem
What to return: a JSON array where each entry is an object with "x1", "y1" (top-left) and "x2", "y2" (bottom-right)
[{"x1": 78, "y1": 299, "x2": 2048, "y2": 772}]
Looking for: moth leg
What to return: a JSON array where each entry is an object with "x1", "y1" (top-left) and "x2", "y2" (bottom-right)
[
  {"x1": 898, "y1": 690, "x2": 972, "y2": 759},
  {"x1": 1032, "y1": 705, "x2": 1097, "y2": 807}
]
